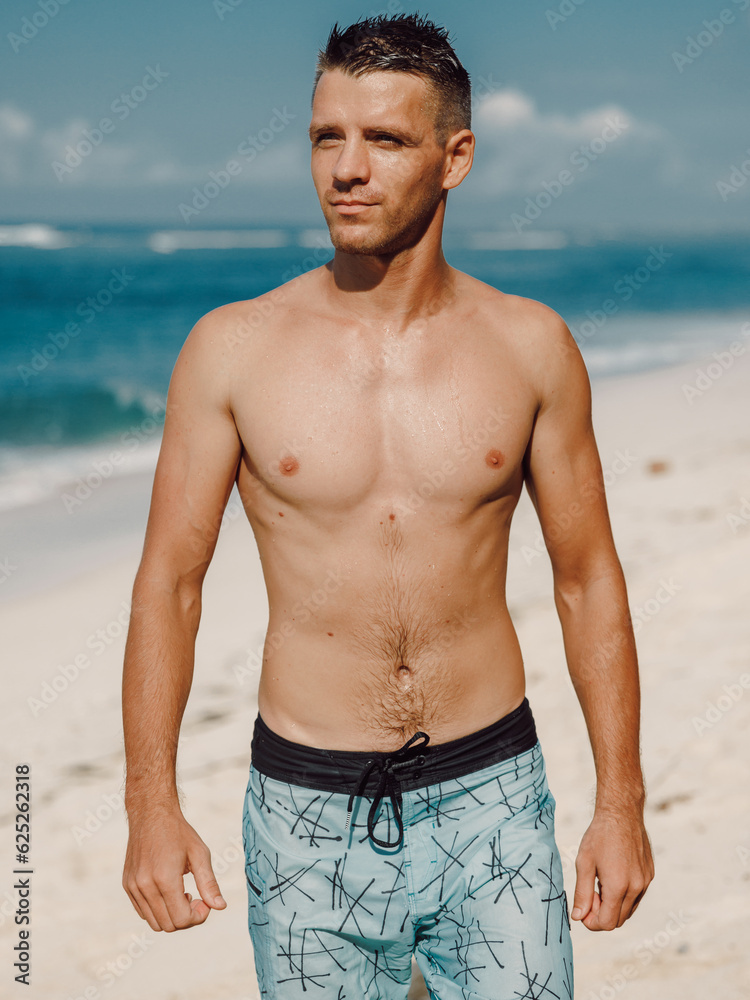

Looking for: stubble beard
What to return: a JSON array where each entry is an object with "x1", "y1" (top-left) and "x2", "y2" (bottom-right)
[{"x1": 325, "y1": 189, "x2": 444, "y2": 258}]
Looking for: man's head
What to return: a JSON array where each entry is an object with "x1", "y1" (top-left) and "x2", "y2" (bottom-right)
[
  {"x1": 309, "y1": 14, "x2": 474, "y2": 257},
  {"x1": 312, "y1": 14, "x2": 472, "y2": 146}
]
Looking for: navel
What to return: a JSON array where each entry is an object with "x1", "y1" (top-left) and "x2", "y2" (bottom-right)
[
  {"x1": 279, "y1": 455, "x2": 300, "y2": 476},
  {"x1": 485, "y1": 449, "x2": 505, "y2": 469}
]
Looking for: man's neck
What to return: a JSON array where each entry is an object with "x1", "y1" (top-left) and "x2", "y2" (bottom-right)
[{"x1": 326, "y1": 235, "x2": 455, "y2": 333}]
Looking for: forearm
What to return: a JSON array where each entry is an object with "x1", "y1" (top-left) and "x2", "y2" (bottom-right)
[
  {"x1": 554, "y1": 566, "x2": 645, "y2": 812},
  {"x1": 122, "y1": 572, "x2": 202, "y2": 819}
]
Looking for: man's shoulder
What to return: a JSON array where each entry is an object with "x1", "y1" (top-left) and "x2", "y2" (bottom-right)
[
  {"x1": 185, "y1": 269, "x2": 322, "y2": 352},
  {"x1": 455, "y1": 273, "x2": 588, "y2": 411},
  {"x1": 459, "y1": 276, "x2": 569, "y2": 341},
  {"x1": 456, "y1": 273, "x2": 578, "y2": 357}
]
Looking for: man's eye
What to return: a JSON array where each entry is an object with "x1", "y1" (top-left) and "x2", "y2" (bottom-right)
[
  {"x1": 314, "y1": 133, "x2": 338, "y2": 144},
  {"x1": 374, "y1": 134, "x2": 402, "y2": 145}
]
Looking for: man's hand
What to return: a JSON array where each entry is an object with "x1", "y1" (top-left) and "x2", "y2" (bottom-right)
[
  {"x1": 123, "y1": 808, "x2": 227, "y2": 932},
  {"x1": 570, "y1": 808, "x2": 654, "y2": 931}
]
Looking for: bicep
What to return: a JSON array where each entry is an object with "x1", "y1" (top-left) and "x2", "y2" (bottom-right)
[
  {"x1": 523, "y1": 319, "x2": 617, "y2": 588},
  {"x1": 137, "y1": 314, "x2": 242, "y2": 589}
]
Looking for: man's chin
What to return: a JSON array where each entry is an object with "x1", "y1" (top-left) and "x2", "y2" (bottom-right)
[{"x1": 327, "y1": 223, "x2": 414, "y2": 257}]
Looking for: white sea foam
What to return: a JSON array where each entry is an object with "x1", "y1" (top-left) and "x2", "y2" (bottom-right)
[
  {"x1": 148, "y1": 229, "x2": 290, "y2": 253},
  {"x1": 0, "y1": 224, "x2": 73, "y2": 249},
  {"x1": 0, "y1": 437, "x2": 162, "y2": 514},
  {"x1": 468, "y1": 230, "x2": 568, "y2": 250}
]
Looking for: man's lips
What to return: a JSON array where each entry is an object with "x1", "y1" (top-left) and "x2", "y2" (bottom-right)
[{"x1": 330, "y1": 200, "x2": 377, "y2": 214}]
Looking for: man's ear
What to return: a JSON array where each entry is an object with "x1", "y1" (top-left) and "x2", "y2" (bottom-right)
[{"x1": 443, "y1": 130, "x2": 475, "y2": 190}]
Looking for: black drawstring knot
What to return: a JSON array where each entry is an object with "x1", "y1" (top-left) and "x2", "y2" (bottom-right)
[{"x1": 344, "y1": 731, "x2": 430, "y2": 848}]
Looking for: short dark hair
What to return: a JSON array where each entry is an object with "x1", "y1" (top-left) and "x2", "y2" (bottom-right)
[{"x1": 313, "y1": 13, "x2": 472, "y2": 144}]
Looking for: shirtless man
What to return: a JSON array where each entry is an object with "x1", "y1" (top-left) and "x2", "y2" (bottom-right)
[{"x1": 122, "y1": 13, "x2": 654, "y2": 998}]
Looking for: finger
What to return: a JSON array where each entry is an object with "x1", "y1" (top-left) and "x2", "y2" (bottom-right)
[
  {"x1": 157, "y1": 878, "x2": 201, "y2": 930},
  {"x1": 618, "y1": 885, "x2": 647, "y2": 926},
  {"x1": 571, "y1": 853, "x2": 596, "y2": 921},
  {"x1": 582, "y1": 887, "x2": 602, "y2": 930},
  {"x1": 123, "y1": 878, "x2": 147, "y2": 922},
  {"x1": 137, "y1": 879, "x2": 179, "y2": 932},
  {"x1": 125, "y1": 883, "x2": 164, "y2": 933},
  {"x1": 189, "y1": 897, "x2": 212, "y2": 924},
  {"x1": 190, "y1": 848, "x2": 226, "y2": 910},
  {"x1": 589, "y1": 881, "x2": 626, "y2": 931}
]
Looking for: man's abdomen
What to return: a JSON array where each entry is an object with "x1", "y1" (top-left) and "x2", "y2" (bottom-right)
[{"x1": 257, "y1": 562, "x2": 527, "y2": 752}]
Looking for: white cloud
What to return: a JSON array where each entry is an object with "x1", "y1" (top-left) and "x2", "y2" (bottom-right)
[
  {"x1": 471, "y1": 88, "x2": 663, "y2": 196},
  {"x1": 0, "y1": 103, "x2": 35, "y2": 181},
  {"x1": 0, "y1": 100, "x2": 307, "y2": 191},
  {"x1": 233, "y1": 138, "x2": 308, "y2": 187},
  {"x1": 0, "y1": 103, "x2": 33, "y2": 139}
]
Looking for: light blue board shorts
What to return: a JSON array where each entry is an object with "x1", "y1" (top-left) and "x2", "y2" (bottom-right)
[{"x1": 241, "y1": 699, "x2": 574, "y2": 999}]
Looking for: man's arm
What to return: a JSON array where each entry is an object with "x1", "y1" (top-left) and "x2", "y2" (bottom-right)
[
  {"x1": 122, "y1": 308, "x2": 242, "y2": 932},
  {"x1": 522, "y1": 306, "x2": 655, "y2": 932}
]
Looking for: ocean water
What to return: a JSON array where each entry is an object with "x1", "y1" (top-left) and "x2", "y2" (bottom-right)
[{"x1": 1, "y1": 223, "x2": 748, "y2": 598}]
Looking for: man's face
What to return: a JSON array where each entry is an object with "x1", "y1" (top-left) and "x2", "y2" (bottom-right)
[{"x1": 309, "y1": 69, "x2": 450, "y2": 256}]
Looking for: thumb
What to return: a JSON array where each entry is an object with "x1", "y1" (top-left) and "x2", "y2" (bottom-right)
[
  {"x1": 191, "y1": 847, "x2": 226, "y2": 909},
  {"x1": 571, "y1": 851, "x2": 596, "y2": 921}
]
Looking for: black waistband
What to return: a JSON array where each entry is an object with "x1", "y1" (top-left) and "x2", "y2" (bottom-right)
[
  {"x1": 251, "y1": 698, "x2": 538, "y2": 850},
  {"x1": 250, "y1": 696, "x2": 537, "y2": 796}
]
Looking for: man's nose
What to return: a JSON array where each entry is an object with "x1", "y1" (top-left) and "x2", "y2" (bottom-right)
[{"x1": 331, "y1": 139, "x2": 370, "y2": 185}]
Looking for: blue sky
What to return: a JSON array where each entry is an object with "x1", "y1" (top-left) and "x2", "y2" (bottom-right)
[{"x1": 1, "y1": 0, "x2": 749, "y2": 233}]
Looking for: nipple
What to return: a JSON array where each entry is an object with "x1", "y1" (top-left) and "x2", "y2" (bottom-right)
[
  {"x1": 279, "y1": 455, "x2": 300, "y2": 476},
  {"x1": 485, "y1": 449, "x2": 505, "y2": 469}
]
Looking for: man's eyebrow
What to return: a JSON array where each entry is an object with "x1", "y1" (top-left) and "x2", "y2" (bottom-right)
[
  {"x1": 309, "y1": 122, "x2": 338, "y2": 139},
  {"x1": 363, "y1": 125, "x2": 417, "y2": 142},
  {"x1": 308, "y1": 122, "x2": 419, "y2": 142}
]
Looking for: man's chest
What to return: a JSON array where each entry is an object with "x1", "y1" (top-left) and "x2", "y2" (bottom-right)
[{"x1": 231, "y1": 327, "x2": 538, "y2": 511}]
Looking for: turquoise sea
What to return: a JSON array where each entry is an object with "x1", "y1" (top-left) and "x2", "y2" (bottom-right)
[{"x1": 1, "y1": 223, "x2": 748, "y2": 598}]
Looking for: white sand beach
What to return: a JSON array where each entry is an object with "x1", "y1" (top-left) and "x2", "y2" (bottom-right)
[{"x1": 1, "y1": 349, "x2": 749, "y2": 999}]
